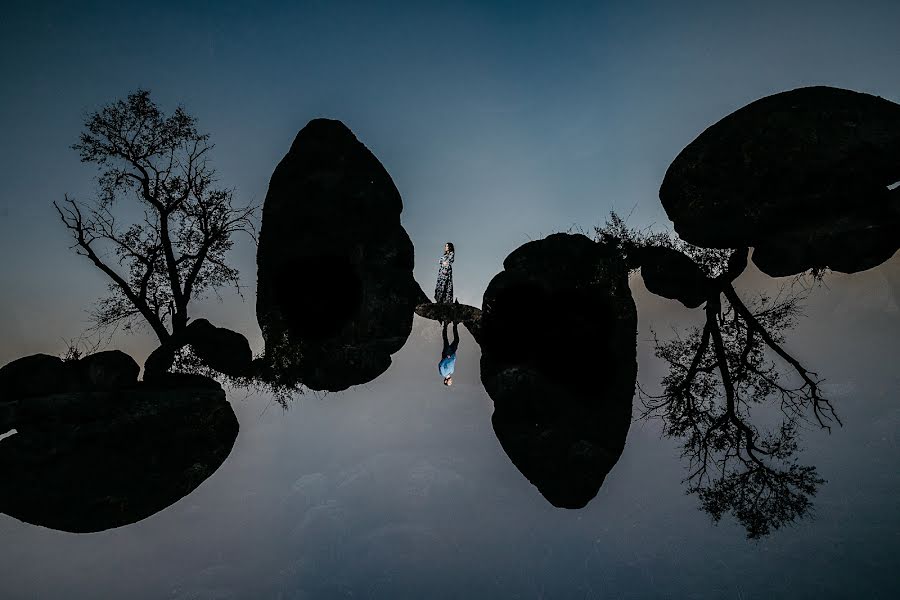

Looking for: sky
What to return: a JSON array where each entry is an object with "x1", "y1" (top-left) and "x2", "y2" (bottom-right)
[{"x1": 1, "y1": 0, "x2": 899, "y2": 366}]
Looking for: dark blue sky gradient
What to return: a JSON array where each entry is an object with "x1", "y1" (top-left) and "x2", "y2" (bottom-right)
[{"x1": 1, "y1": 0, "x2": 899, "y2": 363}]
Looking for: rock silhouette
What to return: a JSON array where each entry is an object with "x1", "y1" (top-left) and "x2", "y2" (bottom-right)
[
  {"x1": 184, "y1": 319, "x2": 253, "y2": 377},
  {"x1": 0, "y1": 374, "x2": 237, "y2": 533},
  {"x1": 1, "y1": 351, "x2": 139, "y2": 402},
  {"x1": 143, "y1": 320, "x2": 253, "y2": 380},
  {"x1": 256, "y1": 119, "x2": 425, "y2": 392},
  {"x1": 660, "y1": 86, "x2": 900, "y2": 276},
  {"x1": 478, "y1": 233, "x2": 637, "y2": 508},
  {"x1": 633, "y1": 245, "x2": 714, "y2": 308},
  {"x1": 415, "y1": 302, "x2": 483, "y2": 340},
  {"x1": 0, "y1": 354, "x2": 75, "y2": 400}
]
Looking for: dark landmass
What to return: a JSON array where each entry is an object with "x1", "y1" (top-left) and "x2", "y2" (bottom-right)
[
  {"x1": 478, "y1": 233, "x2": 637, "y2": 508},
  {"x1": 660, "y1": 86, "x2": 900, "y2": 276},
  {"x1": 256, "y1": 119, "x2": 425, "y2": 392},
  {"x1": 0, "y1": 350, "x2": 139, "y2": 402},
  {"x1": 144, "y1": 319, "x2": 253, "y2": 380},
  {"x1": 0, "y1": 357, "x2": 237, "y2": 533}
]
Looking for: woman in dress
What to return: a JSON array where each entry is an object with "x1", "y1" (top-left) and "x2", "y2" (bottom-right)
[{"x1": 434, "y1": 242, "x2": 455, "y2": 304}]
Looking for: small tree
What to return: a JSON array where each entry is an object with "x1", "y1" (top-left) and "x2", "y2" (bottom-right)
[
  {"x1": 596, "y1": 213, "x2": 840, "y2": 537},
  {"x1": 55, "y1": 90, "x2": 257, "y2": 347}
]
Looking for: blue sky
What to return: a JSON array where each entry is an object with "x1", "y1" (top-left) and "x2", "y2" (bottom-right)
[{"x1": 1, "y1": 0, "x2": 899, "y2": 363}]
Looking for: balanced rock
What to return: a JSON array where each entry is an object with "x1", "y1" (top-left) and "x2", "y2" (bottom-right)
[
  {"x1": 186, "y1": 319, "x2": 253, "y2": 377},
  {"x1": 0, "y1": 379, "x2": 237, "y2": 533},
  {"x1": 0, "y1": 354, "x2": 76, "y2": 401},
  {"x1": 635, "y1": 246, "x2": 713, "y2": 308},
  {"x1": 660, "y1": 86, "x2": 900, "y2": 275},
  {"x1": 256, "y1": 119, "x2": 425, "y2": 391},
  {"x1": 76, "y1": 350, "x2": 140, "y2": 391},
  {"x1": 479, "y1": 233, "x2": 637, "y2": 509}
]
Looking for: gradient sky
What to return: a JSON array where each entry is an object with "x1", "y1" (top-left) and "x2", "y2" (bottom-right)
[{"x1": 1, "y1": 0, "x2": 899, "y2": 365}]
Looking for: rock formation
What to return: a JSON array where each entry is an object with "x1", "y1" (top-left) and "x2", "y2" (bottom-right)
[
  {"x1": 634, "y1": 245, "x2": 714, "y2": 308},
  {"x1": 143, "y1": 320, "x2": 253, "y2": 380},
  {"x1": 0, "y1": 362, "x2": 237, "y2": 533},
  {"x1": 0, "y1": 351, "x2": 139, "y2": 402},
  {"x1": 478, "y1": 233, "x2": 637, "y2": 508},
  {"x1": 414, "y1": 302, "x2": 483, "y2": 341},
  {"x1": 256, "y1": 119, "x2": 425, "y2": 392},
  {"x1": 660, "y1": 86, "x2": 900, "y2": 276}
]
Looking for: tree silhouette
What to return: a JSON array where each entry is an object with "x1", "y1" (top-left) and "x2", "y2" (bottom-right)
[
  {"x1": 54, "y1": 90, "x2": 257, "y2": 345},
  {"x1": 643, "y1": 285, "x2": 838, "y2": 538},
  {"x1": 597, "y1": 213, "x2": 841, "y2": 538}
]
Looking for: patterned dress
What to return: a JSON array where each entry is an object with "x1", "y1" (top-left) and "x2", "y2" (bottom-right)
[{"x1": 434, "y1": 250, "x2": 454, "y2": 304}]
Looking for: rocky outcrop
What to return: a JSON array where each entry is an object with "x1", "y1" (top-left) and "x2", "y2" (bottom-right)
[
  {"x1": 143, "y1": 320, "x2": 253, "y2": 380},
  {"x1": 1, "y1": 351, "x2": 140, "y2": 402},
  {"x1": 479, "y1": 233, "x2": 637, "y2": 508},
  {"x1": 415, "y1": 302, "x2": 483, "y2": 340},
  {"x1": 0, "y1": 354, "x2": 74, "y2": 400},
  {"x1": 185, "y1": 319, "x2": 253, "y2": 377},
  {"x1": 0, "y1": 375, "x2": 237, "y2": 533},
  {"x1": 660, "y1": 86, "x2": 900, "y2": 276},
  {"x1": 634, "y1": 246, "x2": 714, "y2": 308},
  {"x1": 256, "y1": 119, "x2": 425, "y2": 392},
  {"x1": 78, "y1": 350, "x2": 140, "y2": 390}
]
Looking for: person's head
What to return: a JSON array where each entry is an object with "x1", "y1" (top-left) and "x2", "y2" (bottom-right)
[
  {"x1": 443, "y1": 376, "x2": 453, "y2": 386},
  {"x1": 445, "y1": 242, "x2": 454, "y2": 254}
]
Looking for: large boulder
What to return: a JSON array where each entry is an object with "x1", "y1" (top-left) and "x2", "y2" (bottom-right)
[
  {"x1": 256, "y1": 119, "x2": 425, "y2": 392},
  {"x1": 479, "y1": 233, "x2": 637, "y2": 508},
  {"x1": 185, "y1": 319, "x2": 253, "y2": 377},
  {"x1": 76, "y1": 350, "x2": 140, "y2": 390},
  {"x1": 0, "y1": 378, "x2": 237, "y2": 533},
  {"x1": 634, "y1": 246, "x2": 714, "y2": 308},
  {"x1": 0, "y1": 354, "x2": 76, "y2": 401},
  {"x1": 660, "y1": 86, "x2": 900, "y2": 275}
]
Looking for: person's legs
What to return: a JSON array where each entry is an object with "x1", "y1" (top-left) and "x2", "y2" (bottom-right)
[{"x1": 449, "y1": 321, "x2": 459, "y2": 355}]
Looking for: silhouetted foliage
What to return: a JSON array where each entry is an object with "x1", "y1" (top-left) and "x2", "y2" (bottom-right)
[
  {"x1": 54, "y1": 90, "x2": 258, "y2": 344},
  {"x1": 641, "y1": 286, "x2": 838, "y2": 538},
  {"x1": 598, "y1": 213, "x2": 840, "y2": 537},
  {"x1": 595, "y1": 211, "x2": 735, "y2": 278},
  {"x1": 171, "y1": 345, "x2": 305, "y2": 407}
]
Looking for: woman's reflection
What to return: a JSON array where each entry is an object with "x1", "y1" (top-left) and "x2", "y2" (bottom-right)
[{"x1": 439, "y1": 320, "x2": 459, "y2": 386}]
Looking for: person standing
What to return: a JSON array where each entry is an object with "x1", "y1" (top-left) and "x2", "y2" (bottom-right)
[{"x1": 434, "y1": 242, "x2": 455, "y2": 304}]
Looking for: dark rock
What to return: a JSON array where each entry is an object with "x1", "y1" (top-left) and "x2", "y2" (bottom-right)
[
  {"x1": 185, "y1": 319, "x2": 253, "y2": 377},
  {"x1": 0, "y1": 383, "x2": 237, "y2": 533},
  {"x1": 415, "y1": 302, "x2": 483, "y2": 340},
  {"x1": 660, "y1": 86, "x2": 900, "y2": 275},
  {"x1": 256, "y1": 119, "x2": 425, "y2": 392},
  {"x1": 76, "y1": 350, "x2": 140, "y2": 390},
  {"x1": 479, "y1": 233, "x2": 637, "y2": 508},
  {"x1": 0, "y1": 354, "x2": 76, "y2": 401},
  {"x1": 750, "y1": 211, "x2": 900, "y2": 276},
  {"x1": 635, "y1": 246, "x2": 713, "y2": 308}
]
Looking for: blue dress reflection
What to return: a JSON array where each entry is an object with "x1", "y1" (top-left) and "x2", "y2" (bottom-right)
[{"x1": 439, "y1": 320, "x2": 459, "y2": 387}]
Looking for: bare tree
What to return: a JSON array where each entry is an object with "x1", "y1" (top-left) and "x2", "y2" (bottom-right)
[
  {"x1": 54, "y1": 90, "x2": 257, "y2": 348},
  {"x1": 597, "y1": 212, "x2": 841, "y2": 538},
  {"x1": 641, "y1": 285, "x2": 838, "y2": 538}
]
